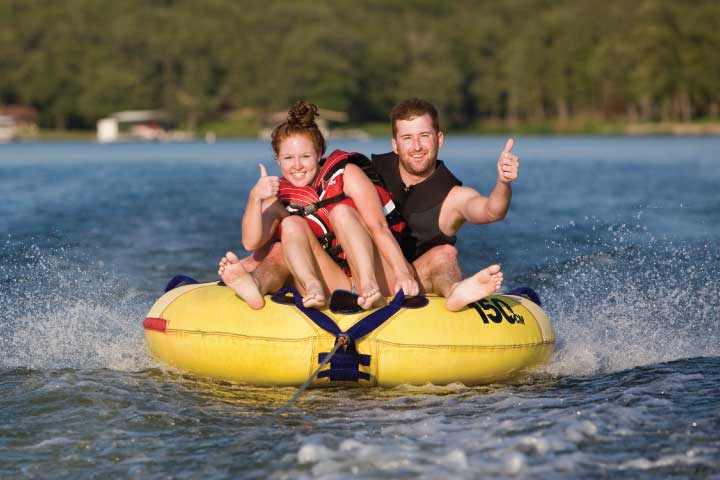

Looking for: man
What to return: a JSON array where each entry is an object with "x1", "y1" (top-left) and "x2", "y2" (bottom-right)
[
  {"x1": 219, "y1": 98, "x2": 517, "y2": 311},
  {"x1": 371, "y1": 98, "x2": 518, "y2": 311}
]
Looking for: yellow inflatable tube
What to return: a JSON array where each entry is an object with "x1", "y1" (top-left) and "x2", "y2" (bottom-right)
[{"x1": 144, "y1": 282, "x2": 554, "y2": 387}]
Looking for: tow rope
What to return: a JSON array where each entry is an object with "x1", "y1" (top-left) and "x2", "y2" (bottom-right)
[{"x1": 273, "y1": 335, "x2": 348, "y2": 416}]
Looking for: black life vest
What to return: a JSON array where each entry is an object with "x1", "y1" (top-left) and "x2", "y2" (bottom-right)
[{"x1": 371, "y1": 152, "x2": 462, "y2": 261}]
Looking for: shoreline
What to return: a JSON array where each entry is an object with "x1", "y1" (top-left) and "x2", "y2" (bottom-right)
[{"x1": 5, "y1": 121, "x2": 720, "y2": 143}]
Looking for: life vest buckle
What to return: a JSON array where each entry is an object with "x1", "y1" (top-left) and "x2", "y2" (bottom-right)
[{"x1": 301, "y1": 204, "x2": 317, "y2": 215}]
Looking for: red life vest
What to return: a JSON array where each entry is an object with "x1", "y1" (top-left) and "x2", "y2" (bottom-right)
[{"x1": 276, "y1": 149, "x2": 406, "y2": 273}]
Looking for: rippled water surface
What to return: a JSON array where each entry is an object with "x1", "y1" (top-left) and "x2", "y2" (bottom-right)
[{"x1": 1, "y1": 136, "x2": 719, "y2": 479}]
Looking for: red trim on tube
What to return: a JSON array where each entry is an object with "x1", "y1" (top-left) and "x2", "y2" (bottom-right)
[{"x1": 143, "y1": 317, "x2": 167, "y2": 332}]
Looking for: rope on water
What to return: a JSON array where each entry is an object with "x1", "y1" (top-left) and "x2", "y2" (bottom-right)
[{"x1": 273, "y1": 335, "x2": 348, "y2": 417}]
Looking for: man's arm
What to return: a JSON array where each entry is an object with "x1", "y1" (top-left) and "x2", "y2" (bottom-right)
[{"x1": 440, "y1": 138, "x2": 519, "y2": 233}]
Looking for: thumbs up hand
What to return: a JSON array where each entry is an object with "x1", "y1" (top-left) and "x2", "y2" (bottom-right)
[
  {"x1": 250, "y1": 163, "x2": 280, "y2": 201},
  {"x1": 497, "y1": 138, "x2": 519, "y2": 184}
]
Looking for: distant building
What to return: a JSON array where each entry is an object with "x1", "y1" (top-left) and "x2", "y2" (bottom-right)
[
  {"x1": 0, "y1": 105, "x2": 38, "y2": 143},
  {"x1": 96, "y1": 110, "x2": 194, "y2": 143}
]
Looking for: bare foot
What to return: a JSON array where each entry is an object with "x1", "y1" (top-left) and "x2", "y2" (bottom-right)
[
  {"x1": 445, "y1": 264, "x2": 503, "y2": 312},
  {"x1": 302, "y1": 280, "x2": 327, "y2": 309},
  {"x1": 357, "y1": 286, "x2": 386, "y2": 310},
  {"x1": 218, "y1": 251, "x2": 265, "y2": 309}
]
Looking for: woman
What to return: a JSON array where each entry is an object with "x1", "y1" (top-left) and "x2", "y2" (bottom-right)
[{"x1": 220, "y1": 101, "x2": 418, "y2": 309}]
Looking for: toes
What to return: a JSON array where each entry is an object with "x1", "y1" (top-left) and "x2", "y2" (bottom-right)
[
  {"x1": 362, "y1": 288, "x2": 378, "y2": 298},
  {"x1": 357, "y1": 289, "x2": 384, "y2": 310},
  {"x1": 303, "y1": 294, "x2": 326, "y2": 308}
]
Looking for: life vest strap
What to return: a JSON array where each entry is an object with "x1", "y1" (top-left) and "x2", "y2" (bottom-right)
[{"x1": 287, "y1": 193, "x2": 348, "y2": 217}]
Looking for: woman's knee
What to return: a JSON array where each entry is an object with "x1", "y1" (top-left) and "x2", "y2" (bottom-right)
[
  {"x1": 280, "y1": 215, "x2": 308, "y2": 235},
  {"x1": 328, "y1": 204, "x2": 361, "y2": 229}
]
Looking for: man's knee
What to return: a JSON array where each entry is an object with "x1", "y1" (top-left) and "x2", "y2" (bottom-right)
[
  {"x1": 413, "y1": 244, "x2": 459, "y2": 281},
  {"x1": 261, "y1": 242, "x2": 286, "y2": 270},
  {"x1": 413, "y1": 244, "x2": 461, "y2": 296},
  {"x1": 254, "y1": 242, "x2": 289, "y2": 290},
  {"x1": 426, "y1": 244, "x2": 458, "y2": 266},
  {"x1": 242, "y1": 241, "x2": 283, "y2": 269},
  {"x1": 264, "y1": 241, "x2": 283, "y2": 261}
]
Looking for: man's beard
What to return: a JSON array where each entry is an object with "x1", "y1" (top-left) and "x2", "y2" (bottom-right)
[{"x1": 399, "y1": 148, "x2": 437, "y2": 177}]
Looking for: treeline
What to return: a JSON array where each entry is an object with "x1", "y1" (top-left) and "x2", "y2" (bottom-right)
[{"x1": 1, "y1": 0, "x2": 718, "y2": 130}]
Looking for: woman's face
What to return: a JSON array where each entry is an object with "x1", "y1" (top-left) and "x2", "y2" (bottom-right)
[{"x1": 276, "y1": 134, "x2": 321, "y2": 187}]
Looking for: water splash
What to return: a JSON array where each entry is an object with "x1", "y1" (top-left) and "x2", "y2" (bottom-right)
[
  {"x1": 0, "y1": 242, "x2": 153, "y2": 371},
  {"x1": 3, "y1": 217, "x2": 717, "y2": 381},
  {"x1": 535, "y1": 219, "x2": 720, "y2": 377}
]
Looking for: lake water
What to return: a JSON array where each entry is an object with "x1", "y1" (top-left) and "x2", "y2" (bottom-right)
[{"x1": 1, "y1": 136, "x2": 719, "y2": 478}]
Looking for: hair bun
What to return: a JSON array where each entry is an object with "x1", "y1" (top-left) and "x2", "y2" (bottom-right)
[{"x1": 287, "y1": 100, "x2": 319, "y2": 127}]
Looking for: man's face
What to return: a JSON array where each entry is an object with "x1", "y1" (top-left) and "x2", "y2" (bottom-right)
[{"x1": 392, "y1": 113, "x2": 444, "y2": 178}]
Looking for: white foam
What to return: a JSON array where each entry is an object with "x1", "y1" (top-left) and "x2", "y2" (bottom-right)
[
  {"x1": 502, "y1": 452, "x2": 526, "y2": 475},
  {"x1": 297, "y1": 443, "x2": 333, "y2": 465},
  {"x1": 23, "y1": 436, "x2": 74, "y2": 450},
  {"x1": 1, "y1": 245, "x2": 153, "y2": 372},
  {"x1": 438, "y1": 449, "x2": 468, "y2": 471},
  {"x1": 610, "y1": 452, "x2": 715, "y2": 471},
  {"x1": 565, "y1": 420, "x2": 598, "y2": 443},
  {"x1": 537, "y1": 220, "x2": 720, "y2": 377},
  {"x1": 516, "y1": 436, "x2": 550, "y2": 456}
]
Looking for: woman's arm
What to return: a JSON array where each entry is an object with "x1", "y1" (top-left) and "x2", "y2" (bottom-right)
[{"x1": 241, "y1": 164, "x2": 286, "y2": 251}]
